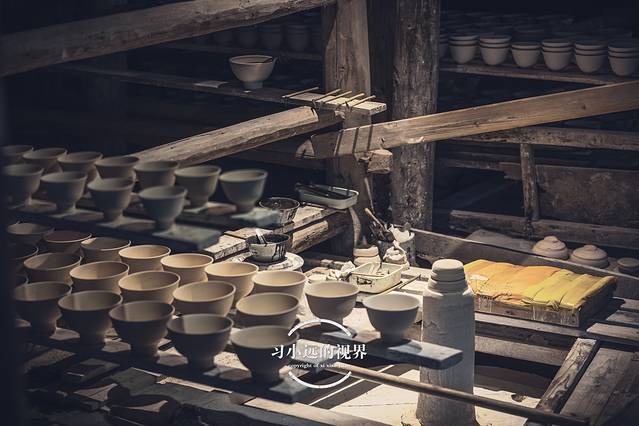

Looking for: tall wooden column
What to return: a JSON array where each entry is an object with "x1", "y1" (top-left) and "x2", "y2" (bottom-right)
[
  {"x1": 322, "y1": 0, "x2": 373, "y2": 252},
  {"x1": 390, "y1": 0, "x2": 440, "y2": 230}
]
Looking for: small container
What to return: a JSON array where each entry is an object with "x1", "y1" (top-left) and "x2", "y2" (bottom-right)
[
  {"x1": 259, "y1": 197, "x2": 300, "y2": 226},
  {"x1": 532, "y1": 236, "x2": 569, "y2": 259},
  {"x1": 246, "y1": 233, "x2": 291, "y2": 263},
  {"x1": 569, "y1": 245, "x2": 609, "y2": 268},
  {"x1": 348, "y1": 262, "x2": 403, "y2": 294},
  {"x1": 296, "y1": 184, "x2": 358, "y2": 209}
]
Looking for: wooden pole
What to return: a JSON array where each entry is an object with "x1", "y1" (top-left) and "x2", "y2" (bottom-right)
[
  {"x1": 520, "y1": 144, "x2": 540, "y2": 224},
  {"x1": 322, "y1": 0, "x2": 373, "y2": 253},
  {"x1": 327, "y1": 362, "x2": 588, "y2": 426},
  {"x1": 389, "y1": 0, "x2": 440, "y2": 230},
  {"x1": 0, "y1": 0, "x2": 336, "y2": 76}
]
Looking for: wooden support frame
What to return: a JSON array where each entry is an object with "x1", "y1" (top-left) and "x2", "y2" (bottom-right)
[
  {"x1": 307, "y1": 81, "x2": 639, "y2": 158},
  {"x1": 520, "y1": 144, "x2": 540, "y2": 223},
  {"x1": 0, "y1": 0, "x2": 337, "y2": 76}
]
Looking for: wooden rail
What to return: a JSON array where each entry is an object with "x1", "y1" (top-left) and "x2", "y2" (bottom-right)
[{"x1": 0, "y1": 0, "x2": 336, "y2": 76}]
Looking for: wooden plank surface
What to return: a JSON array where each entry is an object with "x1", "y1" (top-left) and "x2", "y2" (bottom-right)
[
  {"x1": 0, "y1": 0, "x2": 336, "y2": 76},
  {"x1": 57, "y1": 64, "x2": 386, "y2": 116},
  {"x1": 586, "y1": 323, "x2": 639, "y2": 347},
  {"x1": 441, "y1": 60, "x2": 635, "y2": 85},
  {"x1": 307, "y1": 81, "x2": 639, "y2": 158},
  {"x1": 134, "y1": 106, "x2": 343, "y2": 165}
]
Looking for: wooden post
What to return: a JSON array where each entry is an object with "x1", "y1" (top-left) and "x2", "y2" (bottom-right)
[
  {"x1": 389, "y1": 0, "x2": 440, "y2": 230},
  {"x1": 520, "y1": 144, "x2": 540, "y2": 225},
  {"x1": 322, "y1": 0, "x2": 373, "y2": 253}
]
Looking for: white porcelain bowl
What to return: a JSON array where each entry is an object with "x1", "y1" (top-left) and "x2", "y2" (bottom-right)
[{"x1": 229, "y1": 55, "x2": 276, "y2": 90}]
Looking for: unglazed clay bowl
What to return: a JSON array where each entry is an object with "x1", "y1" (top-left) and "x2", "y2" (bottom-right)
[
  {"x1": 449, "y1": 43, "x2": 478, "y2": 64},
  {"x1": 139, "y1": 185, "x2": 187, "y2": 230},
  {"x1": 70, "y1": 261, "x2": 129, "y2": 293},
  {"x1": 480, "y1": 46, "x2": 509, "y2": 65},
  {"x1": 305, "y1": 281, "x2": 359, "y2": 324},
  {"x1": 161, "y1": 253, "x2": 213, "y2": 285},
  {"x1": 231, "y1": 325, "x2": 298, "y2": 383},
  {"x1": 219, "y1": 169, "x2": 268, "y2": 213},
  {"x1": 95, "y1": 156, "x2": 139, "y2": 179},
  {"x1": 205, "y1": 262, "x2": 258, "y2": 303},
  {"x1": 1, "y1": 144, "x2": 32, "y2": 165},
  {"x1": 58, "y1": 151, "x2": 102, "y2": 182},
  {"x1": 542, "y1": 49, "x2": 572, "y2": 71},
  {"x1": 3, "y1": 164, "x2": 43, "y2": 206},
  {"x1": 134, "y1": 160, "x2": 179, "y2": 189},
  {"x1": 511, "y1": 45, "x2": 541, "y2": 68},
  {"x1": 286, "y1": 25, "x2": 310, "y2": 52},
  {"x1": 24, "y1": 252, "x2": 82, "y2": 284},
  {"x1": 7, "y1": 222, "x2": 54, "y2": 245},
  {"x1": 23, "y1": 147, "x2": 67, "y2": 173},
  {"x1": 9, "y1": 242, "x2": 38, "y2": 275},
  {"x1": 109, "y1": 301, "x2": 174, "y2": 358},
  {"x1": 173, "y1": 281, "x2": 235, "y2": 315},
  {"x1": 58, "y1": 290, "x2": 122, "y2": 345},
  {"x1": 175, "y1": 165, "x2": 222, "y2": 208},
  {"x1": 575, "y1": 54, "x2": 606, "y2": 73},
  {"x1": 81, "y1": 237, "x2": 131, "y2": 262},
  {"x1": 251, "y1": 270, "x2": 306, "y2": 299},
  {"x1": 118, "y1": 244, "x2": 171, "y2": 273},
  {"x1": 14, "y1": 281, "x2": 71, "y2": 335},
  {"x1": 609, "y1": 55, "x2": 639, "y2": 77},
  {"x1": 247, "y1": 233, "x2": 291, "y2": 263},
  {"x1": 87, "y1": 177, "x2": 135, "y2": 221},
  {"x1": 43, "y1": 230, "x2": 92, "y2": 253},
  {"x1": 259, "y1": 197, "x2": 300, "y2": 226},
  {"x1": 363, "y1": 293, "x2": 420, "y2": 344},
  {"x1": 118, "y1": 270, "x2": 180, "y2": 303},
  {"x1": 229, "y1": 55, "x2": 276, "y2": 90},
  {"x1": 41, "y1": 171, "x2": 87, "y2": 214},
  {"x1": 167, "y1": 314, "x2": 233, "y2": 370},
  {"x1": 235, "y1": 292, "x2": 299, "y2": 327}
]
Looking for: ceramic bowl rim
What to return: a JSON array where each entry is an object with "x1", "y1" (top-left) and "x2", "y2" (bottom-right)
[
  {"x1": 88, "y1": 177, "x2": 135, "y2": 191},
  {"x1": 95, "y1": 156, "x2": 139, "y2": 167},
  {"x1": 173, "y1": 280, "x2": 236, "y2": 303},
  {"x1": 43, "y1": 230, "x2": 92, "y2": 244},
  {"x1": 175, "y1": 165, "x2": 222, "y2": 177},
  {"x1": 118, "y1": 270, "x2": 181, "y2": 292},
  {"x1": 363, "y1": 293, "x2": 420, "y2": 312},
  {"x1": 305, "y1": 281, "x2": 359, "y2": 298},
  {"x1": 81, "y1": 237, "x2": 131, "y2": 251},
  {"x1": 109, "y1": 300, "x2": 175, "y2": 323},
  {"x1": 70, "y1": 261, "x2": 129, "y2": 280},
  {"x1": 14, "y1": 281, "x2": 71, "y2": 302},
  {"x1": 229, "y1": 55, "x2": 274, "y2": 65},
  {"x1": 161, "y1": 253, "x2": 213, "y2": 270},
  {"x1": 23, "y1": 147, "x2": 67, "y2": 160},
  {"x1": 10, "y1": 242, "x2": 39, "y2": 260},
  {"x1": 252, "y1": 270, "x2": 306, "y2": 287},
  {"x1": 7, "y1": 222, "x2": 54, "y2": 236},
  {"x1": 3, "y1": 164, "x2": 44, "y2": 176},
  {"x1": 167, "y1": 314, "x2": 234, "y2": 336},
  {"x1": 133, "y1": 160, "x2": 179, "y2": 172},
  {"x1": 24, "y1": 252, "x2": 82, "y2": 271},
  {"x1": 139, "y1": 185, "x2": 187, "y2": 200},
  {"x1": 236, "y1": 292, "x2": 299, "y2": 316},
  {"x1": 58, "y1": 151, "x2": 103, "y2": 164},
  {"x1": 58, "y1": 290, "x2": 122, "y2": 312},
  {"x1": 41, "y1": 171, "x2": 87, "y2": 183},
  {"x1": 218, "y1": 168, "x2": 268, "y2": 183},
  {"x1": 230, "y1": 325, "x2": 298, "y2": 349},
  {"x1": 259, "y1": 197, "x2": 300, "y2": 211},
  {"x1": 1, "y1": 144, "x2": 32, "y2": 155},
  {"x1": 205, "y1": 262, "x2": 259, "y2": 277},
  {"x1": 119, "y1": 244, "x2": 171, "y2": 260}
]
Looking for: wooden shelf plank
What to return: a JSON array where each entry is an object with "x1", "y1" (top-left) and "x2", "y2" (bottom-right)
[
  {"x1": 161, "y1": 41, "x2": 322, "y2": 62},
  {"x1": 440, "y1": 59, "x2": 636, "y2": 86},
  {"x1": 12, "y1": 200, "x2": 220, "y2": 252},
  {"x1": 56, "y1": 64, "x2": 386, "y2": 116}
]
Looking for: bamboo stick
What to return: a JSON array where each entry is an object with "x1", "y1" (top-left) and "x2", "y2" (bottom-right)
[{"x1": 326, "y1": 362, "x2": 588, "y2": 426}]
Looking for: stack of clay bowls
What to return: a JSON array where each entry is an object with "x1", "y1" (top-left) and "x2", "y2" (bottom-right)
[
  {"x1": 479, "y1": 34, "x2": 511, "y2": 66},
  {"x1": 608, "y1": 39, "x2": 639, "y2": 76},
  {"x1": 285, "y1": 23, "x2": 309, "y2": 52},
  {"x1": 229, "y1": 55, "x2": 276, "y2": 90},
  {"x1": 363, "y1": 293, "x2": 420, "y2": 344},
  {"x1": 574, "y1": 39, "x2": 607, "y2": 73},
  {"x1": 449, "y1": 33, "x2": 479, "y2": 64},
  {"x1": 1, "y1": 144, "x2": 33, "y2": 165},
  {"x1": 236, "y1": 25, "x2": 259, "y2": 48},
  {"x1": 259, "y1": 23, "x2": 283, "y2": 50},
  {"x1": 511, "y1": 41, "x2": 541, "y2": 68},
  {"x1": 541, "y1": 39, "x2": 573, "y2": 71},
  {"x1": 532, "y1": 236, "x2": 569, "y2": 260},
  {"x1": 353, "y1": 245, "x2": 381, "y2": 267},
  {"x1": 569, "y1": 245, "x2": 609, "y2": 268}
]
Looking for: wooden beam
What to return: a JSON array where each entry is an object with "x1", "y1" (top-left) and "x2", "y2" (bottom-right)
[
  {"x1": 434, "y1": 209, "x2": 639, "y2": 250},
  {"x1": 56, "y1": 64, "x2": 386, "y2": 116},
  {"x1": 454, "y1": 126, "x2": 639, "y2": 151},
  {"x1": 133, "y1": 106, "x2": 342, "y2": 165},
  {"x1": 520, "y1": 144, "x2": 540, "y2": 222},
  {"x1": 0, "y1": 0, "x2": 336, "y2": 76},
  {"x1": 390, "y1": 0, "x2": 440, "y2": 231},
  {"x1": 308, "y1": 81, "x2": 639, "y2": 158}
]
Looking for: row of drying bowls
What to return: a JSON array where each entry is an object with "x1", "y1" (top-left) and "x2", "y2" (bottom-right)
[
  {"x1": 1, "y1": 145, "x2": 289, "y2": 230},
  {"x1": 209, "y1": 22, "x2": 322, "y2": 53},
  {"x1": 441, "y1": 33, "x2": 639, "y2": 76},
  {"x1": 11, "y1": 231, "x2": 420, "y2": 382}
]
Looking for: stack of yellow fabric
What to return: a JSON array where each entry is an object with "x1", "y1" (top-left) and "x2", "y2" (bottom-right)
[{"x1": 464, "y1": 259, "x2": 615, "y2": 311}]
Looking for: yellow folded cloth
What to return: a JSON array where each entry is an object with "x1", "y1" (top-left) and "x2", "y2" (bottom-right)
[
  {"x1": 466, "y1": 262, "x2": 523, "y2": 298},
  {"x1": 526, "y1": 271, "x2": 583, "y2": 309},
  {"x1": 493, "y1": 266, "x2": 561, "y2": 304},
  {"x1": 464, "y1": 259, "x2": 494, "y2": 275},
  {"x1": 560, "y1": 275, "x2": 616, "y2": 310},
  {"x1": 522, "y1": 269, "x2": 575, "y2": 305}
]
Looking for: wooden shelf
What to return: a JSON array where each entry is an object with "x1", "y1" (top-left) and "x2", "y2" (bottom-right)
[
  {"x1": 441, "y1": 59, "x2": 636, "y2": 86},
  {"x1": 55, "y1": 64, "x2": 386, "y2": 116},
  {"x1": 161, "y1": 41, "x2": 322, "y2": 62}
]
